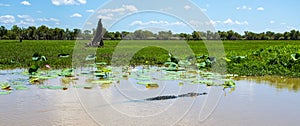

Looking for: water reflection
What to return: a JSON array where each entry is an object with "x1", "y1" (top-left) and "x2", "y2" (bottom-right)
[{"x1": 236, "y1": 76, "x2": 300, "y2": 92}]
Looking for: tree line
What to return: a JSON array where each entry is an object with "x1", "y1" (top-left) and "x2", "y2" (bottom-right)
[{"x1": 0, "y1": 25, "x2": 300, "y2": 40}]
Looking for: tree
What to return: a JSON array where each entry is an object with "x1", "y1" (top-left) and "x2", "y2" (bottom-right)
[
  {"x1": 121, "y1": 31, "x2": 130, "y2": 39},
  {"x1": 83, "y1": 30, "x2": 92, "y2": 40},
  {"x1": 192, "y1": 31, "x2": 200, "y2": 40},
  {"x1": 283, "y1": 32, "x2": 290, "y2": 40},
  {"x1": 290, "y1": 30, "x2": 298, "y2": 40},
  {"x1": 11, "y1": 25, "x2": 21, "y2": 39},
  {"x1": 133, "y1": 30, "x2": 145, "y2": 39},
  {"x1": 274, "y1": 33, "x2": 283, "y2": 40},
  {"x1": 218, "y1": 31, "x2": 228, "y2": 40},
  {"x1": 73, "y1": 28, "x2": 82, "y2": 39},
  {"x1": 65, "y1": 28, "x2": 71, "y2": 40},
  {"x1": 103, "y1": 32, "x2": 115, "y2": 40},
  {"x1": 266, "y1": 31, "x2": 275, "y2": 40},
  {"x1": 114, "y1": 31, "x2": 122, "y2": 40},
  {"x1": 37, "y1": 25, "x2": 49, "y2": 40},
  {"x1": 0, "y1": 26, "x2": 7, "y2": 39},
  {"x1": 158, "y1": 30, "x2": 172, "y2": 40},
  {"x1": 26, "y1": 26, "x2": 37, "y2": 40}
]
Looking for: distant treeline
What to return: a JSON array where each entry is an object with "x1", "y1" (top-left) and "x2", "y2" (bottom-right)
[{"x1": 1, "y1": 25, "x2": 300, "y2": 40}]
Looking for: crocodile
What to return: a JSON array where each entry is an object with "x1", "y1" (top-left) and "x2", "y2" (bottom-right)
[{"x1": 144, "y1": 92, "x2": 207, "y2": 101}]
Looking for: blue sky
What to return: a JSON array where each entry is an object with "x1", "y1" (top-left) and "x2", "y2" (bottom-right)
[{"x1": 0, "y1": 0, "x2": 299, "y2": 34}]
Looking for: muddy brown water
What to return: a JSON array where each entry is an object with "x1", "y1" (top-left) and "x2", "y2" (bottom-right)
[{"x1": 0, "y1": 69, "x2": 300, "y2": 126}]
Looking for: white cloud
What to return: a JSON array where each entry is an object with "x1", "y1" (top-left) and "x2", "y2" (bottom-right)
[
  {"x1": 235, "y1": 20, "x2": 249, "y2": 25},
  {"x1": 205, "y1": 20, "x2": 221, "y2": 26},
  {"x1": 37, "y1": 18, "x2": 49, "y2": 22},
  {"x1": 223, "y1": 18, "x2": 248, "y2": 25},
  {"x1": 18, "y1": 20, "x2": 34, "y2": 26},
  {"x1": 280, "y1": 22, "x2": 286, "y2": 25},
  {"x1": 70, "y1": 13, "x2": 82, "y2": 18},
  {"x1": 257, "y1": 7, "x2": 264, "y2": 11},
  {"x1": 223, "y1": 18, "x2": 234, "y2": 25},
  {"x1": 184, "y1": 5, "x2": 191, "y2": 10},
  {"x1": 0, "y1": 3, "x2": 10, "y2": 6},
  {"x1": 77, "y1": 0, "x2": 86, "y2": 4},
  {"x1": 86, "y1": 9, "x2": 95, "y2": 13},
  {"x1": 98, "y1": 5, "x2": 138, "y2": 14},
  {"x1": 86, "y1": 22, "x2": 92, "y2": 25},
  {"x1": 206, "y1": 18, "x2": 248, "y2": 26},
  {"x1": 17, "y1": 15, "x2": 34, "y2": 22},
  {"x1": 17, "y1": 15, "x2": 30, "y2": 19},
  {"x1": 160, "y1": 7, "x2": 173, "y2": 11},
  {"x1": 0, "y1": 15, "x2": 15, "y2": 24},
  {"x1": 17, "y1": 15, "x2": 35, "y2": 26},
  {"x1": 130, "y1": 20, "x2": 186, "y2": 27},
  {"x1": 270, "y1": 20, "x2": 275, "y2": 24},
  {"x1": 52, "y1": 0, "x2": 86, "y2": 6},
  {"x1": 50, "y1": 18, "x2": 59, "y2": 22},
  {"x1": 287, "y1": 26, "x2": 296, "y2": 30},
  {"x1": 97, "y1": 14, "x2": 114, "y2": 20},
  {"x1": 236, "y1": 5, "x2": 251, "y2": 10},
  {"x1": 20, "y1": 1, "x2": 31, "y2": 6},
  {"x1": 37, "y1": 17, "x2": 60, "y2": 24}
]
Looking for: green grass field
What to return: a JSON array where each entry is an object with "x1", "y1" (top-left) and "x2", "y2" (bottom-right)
[{"x1": 1, "y1": 40, "x2": 300, "y2": 76}]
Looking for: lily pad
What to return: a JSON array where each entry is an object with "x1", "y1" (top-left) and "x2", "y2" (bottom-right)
[
  {"x1": 83, "y1": 85, "x2": 93, "y2": 89},
  {"x1": 14, "y1": 85, "x2": 29, "y2": 90},
  {"x1": 1, "y1": 82, "x2": 10, "y2": 90},
  {"x1": 38, "y1": 85, "x2": 49, "y2": 89},
  {"x1": 47, "y1": 85, "x2": 65, "y2": 90},
  {"x1": 137, "y1": 81, "x2": 157, "y2": 85},
  {"x1": 223, "y1": 80, "x2": 236, "y2": 88},
  {"x1": 91, "y1": 80, "x2": 112, "y2": 84},
  {"x1": 38, "y1": 85, "x2": 65, "y2": 90},
  {"x1": 85, "y1": 54, "x2": 96, "y2": 61},
  {"x1": 291, "y1": 53, "x2": 300, "y2": 61},
  {"x1": 0, "y1": 91, "x2": 12, "y2": 95},
  {"x1": 146, "y1": 84, "x2": 159, "y2": 88}
]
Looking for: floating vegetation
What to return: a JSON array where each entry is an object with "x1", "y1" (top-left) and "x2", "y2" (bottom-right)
[
  {"x1": 85, "y1": 54, "x2": 96, "y2": 61},
  {"x1": 0, "y1": 91, "x2": 12, "y2": 95},
  {"x1": 28, "y1": 65, "x2": 39, "y2": 75},
  {"x1": 13, "y1": 85, "x2": 29, "y2": 90},
  {"x1": 58, "y1": 54, "x2": 70, "y2": 58},
  {"x1": 38, "y1": 85, "x2": 65, "y2": 90},
  {"x1": 291, "y1": 53, "x2": 300, "y2": 61},
  {"x1": 228, "y1": 45, "x2": 300, "y2": 77},
  {"x1": 1, "y1": 82, "x2": 11, "y2": 90},
  {"x1": 83, "y1": 85, "x2": 93, "y2": 89}
]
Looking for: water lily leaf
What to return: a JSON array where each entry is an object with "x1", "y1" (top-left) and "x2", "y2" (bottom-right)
[
  {"x1": 85, "y1": 54, "x2": 96, "y2": 61},
  {"x1": 83, "y1": 85, "x2": 93, "y2": 89},
  {"x1": 91, "y1": 80, "x2": 112, "y2": 84},
  {"x1": 14, "y1": 85, "x2": 29, "y2": 90},
  {"x1": 196, "y1": 62, "x2": 206, "y2": 68},
  {"x1": 28, "y1": 65, "x2": 39, "y2": 74},
  {"x1": 291, "y1": 53, "x2": 300, "y2": 61},
  {"x1": 146, "y1": 84, "x2": 159, "y2": 88},
  {"x1": 38, "y1": 85, "x2": 48, "y2": 89},
  {"x1": 96, "y1": 62, "x2": 107, "y2": 65},
  {"x1": 58, "y1": 54, "x2": 70, "y2": 58},
  {"x1": 137, "y1": 81, "x2": 157, "y2": 85},
  {"x1": 0, "y1": 91, "x2": 12, "y2": 95},
  {"x1": 1, "y1": 82, "x2": 11, "y2": 90},
  {"x1": 94, "y1": 73, "x2": 106, "y2": 78},
  {"x1": 224, "y1": 80, "x2": 236, "y2": 88},
  {"x1": 47, "y1": 85, "x2": 65, "y2": 90},
  {"x1": 136, "y1": 77, "x2": 151, "y2": 81}
]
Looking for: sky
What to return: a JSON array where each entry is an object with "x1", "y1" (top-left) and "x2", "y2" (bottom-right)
[{"x1": 0, "y1": 0, "x2": 299, "y2": 34}]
